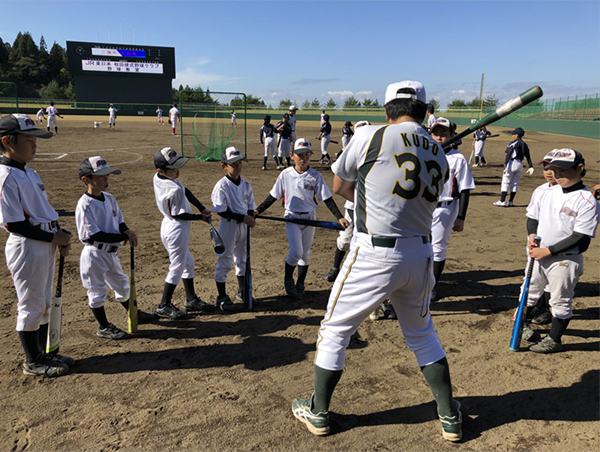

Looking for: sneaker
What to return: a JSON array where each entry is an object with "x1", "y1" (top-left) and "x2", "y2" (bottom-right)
[
  {"x1": 531, "y1": 310, "x2": 552, "y2": 325},
  {"x1": 493, "y1": 200, "x2": 506, "y2": 207},
  {"x1": 44, "y1": 352, "x2": 75, "y2": 367},
  {"x1": 261, "y1": 166, "x2": 266, "y2": 171},
  {"x1": 530, "y1": 335, "x2": 562, "y2": 353},
  {"x1": 522, "y1": 322, "x2": 535, "y2": 341},
  {"x1": 284, "y1": 278, "x2": 298, "y2": 298},
  {"x1": 439, "y1": 399, "x2": 462, "y2": 442},
  {"x1": 217, "y1": 295, "x2": 237, "y2": 312},
  {"x1": 137, "y1": 310, "x2": 158, "y2": 324},
  {"x1": 480, "y1": 162, "x2": 487, "y2": 167},
  {"x1": 184, "y1": 297, "x2": 216, "y2": 313},
  {"x1": 472, "y1": 163, "x2": 479, "y2": 167},
  {"x1": 296, "y1": 283, "x2": 305, "y2": 299},
  {"x1": 97, "y1": 323, "x2": 128, "y2": 340},
  {"x1": 277, "y1": 165, "x2": 282, "y2": 170},
  {"x1": 382, "y1": 302, "x2": 397, "y2": 319},
  {"x1": 22, "y1": 357, "x2": 69, "y2": 378},
  {"x1": 292, "y1": 394, "x2": 330, "y2": 436},
  {"x1": 507, "y1": 201, "x2": 514, "y2": 207},
  {"x1": 235, "y1": 291, "x2": 258, "y2": 305},
  {"x1": 324, "y1": 267, "x2": 339, "y2": 283},
  {"x1": 369, "y1": 304, "x2": 384, "y2": 320},
  {"x1": 156, "y1": 304, "x2": 186, "y2": 319},
  {"x1": 317, "y1": 159, "x2": 324, "y2": 164}
]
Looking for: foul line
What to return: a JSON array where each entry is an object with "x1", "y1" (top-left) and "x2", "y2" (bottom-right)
[{"x1": 34, "y1": 146, "x2": 149, "y2": 171}]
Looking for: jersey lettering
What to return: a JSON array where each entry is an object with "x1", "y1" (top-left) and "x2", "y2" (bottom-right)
[{"x1": 392, "y1": 152, "x2": 443, "y2": 202}]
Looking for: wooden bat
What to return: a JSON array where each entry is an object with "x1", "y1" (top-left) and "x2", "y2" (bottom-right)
[
  {"x1": 243, "y1": 226, "x2": 253, "y2": 311},
  {"x1": 443, "y1": 86, "x2": 543, "y2": 150},
  {"x1": 258, "y1": 215, "x2": 345, "y2": 231},
  {"x1": 208, "y1": 218, "x2": 226, "y2": 254},
  {"x1": 315, "y1": 137, "x2": 339, "y2": 144},
  {"x1": 488, "y1": 134, "x2": 500, "y2": 138},
  {"x1": 510, "y1": 236, "x2": 542, "y2": 351},
  {"x1": 128, "y1": 246, "x2": 138, "y2": 333},
  {"x1": 46, "y1": 254, "x2": 64, "y2": 355}
]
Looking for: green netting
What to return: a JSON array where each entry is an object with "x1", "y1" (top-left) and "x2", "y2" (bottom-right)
[
  {"x1": 0, "y1": 81, "x2": 19, "y2": 113},
  {"x1": 192, "y1": 110, "x2": 237, "y2": 161}
]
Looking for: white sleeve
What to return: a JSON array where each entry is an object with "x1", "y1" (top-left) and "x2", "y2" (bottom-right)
[
  {"x1": 211, "y1": 179, "x2": 229, "y2": 213},
  {"x1": 0, "y1": 176, "x2": 26, "y2": 224},
  {"x1": 269, "y1": 173, "x2": 285, "y2": 200},
  {"x1": 573, "y1": 193, "x2": 599, "y2": 237},
  {"x1": 314, "y1": 173, "x2": 333, "y2": 202}
]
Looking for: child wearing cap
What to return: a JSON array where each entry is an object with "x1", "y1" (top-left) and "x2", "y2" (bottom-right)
[
  {"x1": 0, "y1": 114, "x2": 73, "y2": 377},
  {"x1": 289, "y1": 105, "x2": 298, "y2": 143},
  {"x1": 493, "y1": 127, "x2": 533, "y2": 207},
  {"x1": 211, "y1": 147, "x2": 257, "y2": 311},
  {"x1": 259, "y1": 115, "x2": 279, "y2": 171},
  {"x1": 339, "y1": 121, "x2": 353, "y2": 158},
  {"x1": 255, "y1": 138, "x2": 349, "y2": 299},
  {"x1": 317, "y1": 114, "x2": 333, "y2": 165},
  {"x1": 471, "y1": 126, "x2": 492, "y2": 167},
  {"x1": 275, "y1": 113, "x2": 293, "y2": 169},
  {"x1": 426, "y1": 104, "x2": 437, "y2": 132},
  {"x1": 76, "y1": 156, "x2": 157, "y2": 340},
  {"x1": 153, "y1": 147, "x2": 215, "y2": 318},
  {"x1": 523, "y1": 149, "x2": 599, "y2": 353},
  {"x1": 108, "y1": 104, "x2": 118, "y2": 128},
  {"x1": 429, "y1": 117, "x2": 475, "y2": 301}
]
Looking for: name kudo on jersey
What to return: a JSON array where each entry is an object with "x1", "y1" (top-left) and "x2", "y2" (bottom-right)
[{"x1": 399, "y1": 132, "x2": 441, "y2": 156}]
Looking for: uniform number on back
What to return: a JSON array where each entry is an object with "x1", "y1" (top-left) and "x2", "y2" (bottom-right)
[{"x1": 392, "y1": 153, "x2": 443, "y2": 202}]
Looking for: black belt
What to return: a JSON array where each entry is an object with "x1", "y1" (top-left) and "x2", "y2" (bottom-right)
[
  {"x1": 37, "y1": 220, "x2": 58, "y2": 230},
  {"x1": 290, "y1": 212, "x2": 309, "y2": 215},
  {"x1": 96, "y1": 243, "x2": 119, "y2": 253},
  {"x1": 372, "y1": 236, "x2": 430, "y2": 247}
]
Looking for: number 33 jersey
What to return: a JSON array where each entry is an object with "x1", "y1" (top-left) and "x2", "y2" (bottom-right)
[{"x1": 332, "y1": 122, "x2": 448, "y2": 238}]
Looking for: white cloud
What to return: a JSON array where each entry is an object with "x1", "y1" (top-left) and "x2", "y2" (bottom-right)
[
  {"x1": 355, "y1": 91, "x2": 373, "y2": 97},
  {"x1": 192, "y1": 57, "x2": 210, "y2": 66},
  {"x1": 327, "y1": 90, "x2": 354, "y2": 97},
  {"x1": 451, "y1": 89, "x2": 467, "y2": 95},
  {"x1": 173, "y1": 67, "x2": 238, "y2": 88}
]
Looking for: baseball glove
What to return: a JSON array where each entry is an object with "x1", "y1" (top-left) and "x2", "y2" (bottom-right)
[{"x1": 526, "y1": 167, "x2": 535, "y2": 176}]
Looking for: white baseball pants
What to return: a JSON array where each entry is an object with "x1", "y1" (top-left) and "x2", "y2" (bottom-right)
[
  {"x1": 278, "y1": 138, "x2": 290, "y2": 159},
  {"x1": 336, "y1": 209, "x2": 354, "y2": 252},
  {"x1": 79, "y1": 245, "x2": 130, "y2": 308},
  {"x1": 215, "y1": 220, "x2": 248, "y2": 283},
  {"x1": 161, "y1": 219, "x2": 194, "y2": 285},
  {"x1": 285, "y1": 211, "x2": 316, "y2": 267},
  {"x1": 501, "y1": 159, "x2": 523, "y2": 193},
  {"x1": 474, "y1": 140, "x2": 485, "y2": 159},
  {"x1": 431, "y1": 202, "x2": 459, "y2": 262},
  {"x1": 263, "y1": 137, "x2": 276, "y2": 157},
  {"x1": 321, "y1": 135, "x2": 331, "y2": 156}
]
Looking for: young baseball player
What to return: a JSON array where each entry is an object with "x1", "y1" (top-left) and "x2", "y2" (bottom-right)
[
  {"x1": 317, "y1": 114, "x2": 333, "y2": 164},
  {"x1": 0, "y1": 114, "x2": 73, "y2": 377},
  {"x1": 289, "y1": 105, "x2": 298, "y2": 143},
  {"x1": 256, "y1": 138, "x2": 349, "y2": 299},
  {"x1": 275, "y1": 113, "x2": 293, "y2": 168},
  {"x1": 523, "y1": 149, "x2": 598, "y2": 353},
  {"x1": 156, "y1": 106, "x2": 164, "y2": 125},
  {"x1": 292, "y1": 81, "x2": 462, "y2": 441},
  {"x1": 429, "y1": 118, "x2": 475, "y2": 301},
  {"x1": 426, "y1": 104, "x2": 437, "y2": 131},
  {"x1": 471, "y1": 126, "x2": 492, "y2": 167},
  {"x1": 36, "y1": 107, "x2": 45, "y2": 125},
  {"x1": 211, "y1": 147, "x2": 257, "y2": 311},
  {"x1": 76, "y1": 156, "x2": 157, "y2": 340},
  {"x1": 340, "y1": 121, "x2": 353, "y2": 156},
  {"x1": 169, "y1": 103, "x2": 180, "y2": 136},
  {"x1": 108, "y1": 104, "x2": 118, "y2": 128},
  {"x1": 493, "y1": 127, "x2": 533, "y2": 207},
  {"x1": 153, "y1": 147, "x2": 215, "y2": 318},
  {"x1": 46, "y1": 101, "x2": 63, "y2": 134},
  {"x1": 320, "y1": 110, "x2": 326, "y2": 127},
  {"x1": 259, "y1": 115, "x2": 279, "y2": 170}
]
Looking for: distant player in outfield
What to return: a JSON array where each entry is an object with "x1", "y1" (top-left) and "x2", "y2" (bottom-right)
[
  {"x1": 426, "y1": 104, "x2": 437, "y2": 131},
  {"x1": 76, "y1": 156, "x2": 157, "y2": 340},
  {"x1": 108, "y1": 104, "x2": 118, "y2": 128},
  {"x1": 46, "y1": 101, "x2": 63, "y2": 134},
  {"x1": 317, "y1": 114, "x2": 333, "y2": 165},
  {"x1": 275, "y1": 113, "x2": 293, "y2": 168},
  {"x1": 289, "y1": 105, "x2": 298, "y2": 143},
  {"x1": 156, "y1": 106, "x2": 164, "y2": 125},
  {"x1": 471, "y1": 126, "x2": 491, "y2": 167},
  {"x1": 169, "y1": 103, "x2": 180, "y2": 136},
  {"x1": 36, "y1": 107, "x2": 45, "y2": 125},
  {"x1": 493, "y1": 127, "x2": 533, "y2": 207},
  {"x1": 260, "y1": 115, "x2": 279, "y2": 170},
  {"x1": 231, "y1": 110, "x2": 236, "y2": 126}
]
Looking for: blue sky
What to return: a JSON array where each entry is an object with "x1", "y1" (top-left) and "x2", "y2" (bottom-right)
[{"x1": 2, "y1": 1, "x2": 599, "y2": 107}]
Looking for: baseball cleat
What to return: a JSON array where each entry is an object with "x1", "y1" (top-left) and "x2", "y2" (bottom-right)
[
  {"x1": 97, "y1": 323, "x2": 128, "y2": 340},
  {"x1": 22, "y1": 357, "x2": 70, "y2": 378},
  {"x1": 261, "y1": 166, "x2": 266, "y2": 171},
  {"x1": 521, "y1": 322, "x2": 535, "y2": 341},
  {"x1": 531, "y1": 310, "x2": 552, "y2": 325},
  {"x1": 296, "y1": 283, "x2": 305, "y2": 299},
  {"x1": 324, "y1": 267, "x2": 339, "y2": 282},
  {"x1": 43, "y1": 352, "x2": 75, "y2": 367},
  {"x1": 156, "y1": 304, "x2": 186, "y2": 319},
  {"x1": 530, "y1": 335, "x2": 562, "y2": 353},
  {"x1": 217, "y1": 295, "x2": 237, "y2": 313},
  {"x1": 184, "y1": 297, "x2": 216, "y2": 313},
  {"x1": 292, "y1": 395, "x2": 330, "y2": 436},
  {"x1": 369, "y1": 304, "x2": 383, "y2": 320},
  {"x1": 507, "y1": 201, "x2": 514, "y2": 207},
  {"x1": 382, "y1": 302, "x2": 397, "y2": 319},
  {"x1": 493, "y1": 200, "x2": 506, "y2": 207},
  {"x1": 439, "y1": 399, "x2": 462, "y2": 442},
  {"x1": 284, "y1": 277, "x2": 298, "y2": 298}
]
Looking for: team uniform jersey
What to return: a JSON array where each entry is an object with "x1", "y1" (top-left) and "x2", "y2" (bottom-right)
[
  {"x1": 276, "y1": 120, "x2": 292, "y2": 159},
  {"x1": 437, "y1": 149, "x2": 475, "y2": 203},
  {"x1": 36, "y1": 109, "x2": 44, "y2": 122},
  {"x1": 169, "y1": 107, "x2": 180, "y2": 132},
  {"x1": 320, "y1": 122, "x2": 332, "y2": 155},
  {"x1": 260, "y1": 123, "x2": 277, "y2": 157},
  {"x1": 333, "y1": 122, "x2": 448, "y2": 238},
  {"x1": 288, "y1": 114, "x2": 297, "y2": 142},
  {"x1": 211, "y1": 176, "x2": 256, "y2": 282},
  {"x1": 270, "y1": 167, "x2": 332, "y2": 214},
  {"x1": 108, "y1": 107, "x2": 117, "y2": 125},
  {"x1": 341, "y1": 126, "x2": 353, "y2": 150},
  {"x1": 46, "y1": 105, "x2": 59, "y2": 128},
  {"x1": 76, "y1": 192, "x2": 129, "y2": 306},
  {"x1": 153, "y1": 173, "x2": 195, "y2": 284}
]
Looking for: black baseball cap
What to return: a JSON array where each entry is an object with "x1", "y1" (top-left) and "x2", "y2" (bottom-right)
[
  {"x1": 0, "y1": 114, "x2": 53, "y2": 138},
  {"x1": 323, "y1": 114, "x2": 330, "y2": 121},
  {"x1": 345, "y1": 121, "x2": 352, "y2": 126},
  {"x1": 154, "y1": 147, "x2": 189, "y2": 169},
  {"x1": 79, "y1": 156, "x2": 122, "y2": 179},
  {"x1": 509, "y1": 127, "x2": 525, "y2": 137}
]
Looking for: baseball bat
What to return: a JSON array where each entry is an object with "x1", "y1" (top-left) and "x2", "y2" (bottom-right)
[
  {"x1": 315, "y1": 137, "x2": 339, "y2": 144},
  {"x1": 258, "y1": 215, "x2": 345, "y2": 231},
  {"x1": 46, "y1": 254, "x2": 64, "y2": 355},
  {"x1": 128, "y1": 245, "x2": 138, "y2": 333},
  {"x1": 510, "y1": 236, "x2": 542, "y2": 351},
  {"x1": 243, "y1": 225, "x2": 253, "y2": 311},
  {"x1": 488, "y1": 134, "x2": 500, "y2": 138},
  {"x1": 208, "y1": 218, "x2": 226, "y2": 254},
  {"x1": 443, "y1": 86, "x2": 543, "y2": 150}
]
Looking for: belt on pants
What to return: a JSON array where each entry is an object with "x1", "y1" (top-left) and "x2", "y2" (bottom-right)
[
  {"x1": 96, "y1": 243, "x2": 119, "y2": 253},
  {"x1": 437, "y1": 200, "x2": 454, "y2": 207},
  {"x1": 35, "y1": 220, "x2": 59, "y2": 230},
  {"x1": 372, "y1": 236, "x2": 430, "y2": 247}
]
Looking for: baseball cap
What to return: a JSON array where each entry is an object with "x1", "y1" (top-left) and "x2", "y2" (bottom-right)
[
  {"x1": 79, "y1": 156, "x2": 122, "y2": 179},
  {"x1": 221, "y1": 146, "x2": 246, "y2": 165},
  {"x1": 323, "y1": 114, "x2": 330, "y2": 121},
  {"x1": 355, "y1": 120, "x2": 371, "y2": 129},
  {"x1": 544, "y1": 148, "x2": 585, "y2": 169},
  {"x1": 289, "y1": 105, "x2": 297, "y2": 111},
  {"x1": 153, "y1": 147, "x2": 189, "y2": 169},
  {"x1": 538, "y1": 149, "x2": 559, "y2": 165},
  {"x1": 0, "y1": 114, "x2": 53, "y2": 138},
  {"x1": 293, "y1": 138, "x2": 313, "y2": 154},
  {"x1": 264, "y1": 114, "x2": 271, "y2": 122},
  {"x1": 385, "y1": 81, "x2": 426, "y2": 105},
  {"x1": 430, "y1": 117, "x2": 455, "y2": 133},
  {"x1": 509, "y1": 127, "x2": 525, "y2": 137},
  {"x1": 344, "y1": 121, "x2": 352, "y2": 126}
]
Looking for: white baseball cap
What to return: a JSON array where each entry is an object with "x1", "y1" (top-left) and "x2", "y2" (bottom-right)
[
  {"x1": 154, "y1": 147, "x2": 189, "y2": 169},
  {"x1": 79, "y1": 156, "x2": 122, "y2": 179},
  {"x1": 430, "y1": 117, "x2": 455, "y2": 132},
  {"x1": 289, "y1": 105, "x2": 298, "y2": 111},
  {"x1": 384, "y1": 80, "x2": 426, "y2": 105},
  {"x1": 221, "y1": 146, "x2": 246, "y2": 164},
  {"x1": 354, "y1": 120, "x2": 371, "y2": 129},
  {"x1": 293, "y1": 138, "x2": 313, "y2": 154}
]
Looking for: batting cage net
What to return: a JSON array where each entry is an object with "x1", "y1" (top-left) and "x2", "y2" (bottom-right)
[
  {"x1": 0, "y1": 82, "x2": 19, "y2": 114},
  {"x1": 179, "y1": 90, "x2": 247, "y2": 161}
]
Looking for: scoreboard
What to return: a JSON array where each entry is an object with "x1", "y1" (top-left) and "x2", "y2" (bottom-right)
[{"x1": 67, "y1": 41, "x2": 175, "y2": 104}]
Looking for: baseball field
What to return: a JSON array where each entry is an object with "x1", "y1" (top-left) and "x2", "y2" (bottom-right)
[{"x1": 1, "y1": 115, "x2": 598, "y2": 451}]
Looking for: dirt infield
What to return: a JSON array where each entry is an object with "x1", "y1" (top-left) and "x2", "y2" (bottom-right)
[{"x1": 1, "y1": 116, "x2": 598, "y2": 451}]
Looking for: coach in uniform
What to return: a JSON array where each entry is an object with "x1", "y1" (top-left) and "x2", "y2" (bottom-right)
[{"x1": 291, "y1": 80, "x2": 463, "y2": 442}]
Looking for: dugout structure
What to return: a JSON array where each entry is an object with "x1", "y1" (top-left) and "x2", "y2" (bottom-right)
[
  {"x1": 0, "y1": 82, "x2": 19, "y2": 114},
  {"x1": 179, "y1": 91, "x2": 247, "y2": 161}
]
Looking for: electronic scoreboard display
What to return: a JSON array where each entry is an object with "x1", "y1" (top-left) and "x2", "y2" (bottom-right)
[{"x1": 67, "y1": 41, "x2": 175, "y2": 104}]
